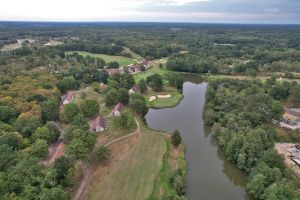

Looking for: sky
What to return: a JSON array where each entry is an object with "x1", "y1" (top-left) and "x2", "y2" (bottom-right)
[{"x1": 0, "y1": 0, "x2": 300, "y2": 24}]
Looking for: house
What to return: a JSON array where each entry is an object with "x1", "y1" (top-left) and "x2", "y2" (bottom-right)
[
  {"x1": 105, "y1": 68, "x2": 121, "y2": 75},
  {"x1": 89, "y1": 116, "x2": 107, "y2": 133},
  {"x1": 62, "y1": 91, "x2": 73, "y2": 105},
  {"x1": 127, "y1": 65, "x2": 140, "y2": 74},
  {"x1": 283, "y1": 113, "x2": 298, "y2": 125},
  {"x1": 139, "y1": 59, "x2": 149, "y2": 68},
  {"x1": 112, "y1": 103, "x2": 124, "y2": 116},
  {"x1": 129, "y1": 85, "x2": 140, "y2": 94},
  {"x1": 283, "y1": 108, "x2": 300, "y2": 125}
]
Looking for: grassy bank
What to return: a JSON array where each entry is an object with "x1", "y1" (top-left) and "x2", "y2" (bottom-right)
[
  {"x1": 65, "y1": 51, "x2": 135, "y2": 66},
  {"x1": 148, "y1": 139, "x2": 186, "y2": 200}
]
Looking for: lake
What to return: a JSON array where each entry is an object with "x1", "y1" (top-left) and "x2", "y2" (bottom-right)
[{"x1": 145, "y1": 80, "x2": 251, "y2": 200}]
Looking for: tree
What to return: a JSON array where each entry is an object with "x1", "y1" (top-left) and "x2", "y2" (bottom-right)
[
  {"x1": 289, "y1": 84, "x2": 300, "y2": 107},
  {"x1": 262, "y1": 181, "x2": 298, "y2": 200},
  {"x1": 138, "y1": 79, "x2": 147, "y2": 94},
  {"x1": 171, "y1": 130, "x2": 182, "y2": 147},
  {"x1": 30, "y1": 139, "x2": 48, "y2": 158},
  {"x1": 66, "y1": 138, "x2": 89, "y2": 160},
  {"x1": 53, "y1": 156, "x2": 73, "y2": 186},
  {"x1": 0, "y1": 106, "x2": 16, "y2": 123},
  {"x1": 0, "y1": 132, "x2": 24, "y2": 150},
  {"x1": 105, "y1": 89, "x2": 118, "y2": 107},
  {"x1": 113, "y1": 111, "x2": 136, "y2": 129},
  {"x1": 118, "y1": 88, "x2": 130, "y2": 105},
  {"x1": 39, "y1": 187, "x2": 69, "y2": 200},
  {"x1": 269, "y1": 83, "x2": 289, "y2": 100},
  {"x1": 129, "y1": 93, "x2": 148, "y2": 116},
  {"x1": 80, "y1": 99, "x2": 99, "y2": 118},
  {"x1": 247, "y1": 173, "x2": 267, "y2": 199},
  {"x1": 42, "y1": 98, "x2": 60, "y2": 121},
  {"x1": 95, "y1": 146, "x2": 110, "y2": 161},
  {"x1": 31, "y1": 126, "x2": 59, "y2": 143},
  {"x1": 14, "y1": 113, "x2": 42, "y2": 137},
  {"x1": 107, "y1": 61, "x2": 119, "y2": 69},
  {"x1": 271, "y1": 101, "x2": 284, "y2": 120},
  {"x1": 0, "y1": 144, "x2": 15, "y2": 171},
  {"x1": 166, "y1": 73, "x2": 183, "y2": 90},
  {"x1": 146, "y1": 73, "x2": 163, "y2": 92},
  {"x1": 56, "y1": 76, "x2": 78, "y2": 93},
  {"x1": 61, "y1": 103, "x2": 79, "y2": 122}
]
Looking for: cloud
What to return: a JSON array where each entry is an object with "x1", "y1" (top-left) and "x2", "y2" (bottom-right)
[{"x1": 0, "y1": 0, "x2": 299, "y2": 23}]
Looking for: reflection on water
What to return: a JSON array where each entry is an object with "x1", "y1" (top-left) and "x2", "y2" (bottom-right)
[{"x1": 145, "y1": 79, "x2": 251, "y2": 200}]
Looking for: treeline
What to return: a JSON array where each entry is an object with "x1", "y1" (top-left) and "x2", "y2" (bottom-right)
[
  {"x1": 204, "y1": 78, "x2": 300, "y2": 200},
  {"x1": 166, "y1": 55, "x2": 218, "y2": 74}
]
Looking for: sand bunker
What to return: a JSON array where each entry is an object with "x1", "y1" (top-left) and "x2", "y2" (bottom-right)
[
  {"x1": 149, "y1": 96, "x2": 157, "y2": 102},
  {"x1": 157, "y1": 94, "x2": 171, "y2": 99}
]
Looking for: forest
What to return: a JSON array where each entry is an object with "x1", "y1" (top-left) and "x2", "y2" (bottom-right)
[
  {"x1": 0, "y1": 22, "x2": 300, "y2": 199},
  {"x1": 204, "y1": 78, "x2": 300, "y2": 200}
]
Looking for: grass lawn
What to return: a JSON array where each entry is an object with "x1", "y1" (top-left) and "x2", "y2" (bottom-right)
[
  {"x1": 145, "y1": 86, "x2": 183, "y2": 108},
  {"x1": 134, "y1": 60, "x2": 169, "y2": 83},
  {"x1": 65, "y1": 51, "x2": 135, "y2": 66},
  {"x1": 106, "y1": 113, "x2": 137, "y2": 138},
  {"x1": 83, "y1": 123, "x2": 167, "y2": 200},
  {"x1": 72, "y1": 86, "x2": 104, "y2": 104}
]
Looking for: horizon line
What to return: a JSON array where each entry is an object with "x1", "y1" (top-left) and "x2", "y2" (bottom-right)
[{"x1": 0, "y1": 20, "x2": 300, "y2": 26}]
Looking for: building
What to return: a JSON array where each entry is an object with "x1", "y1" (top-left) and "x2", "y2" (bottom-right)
[
  {"x1": 112, "y1": 103, "x2": 124, "y2": 116},
  {"x1": 89, "y1": 116, "x2": 107, "y2": 133},
  {"x1": 105, "y1": 68, "x2": 121, "y2": 75},
  {"x1": 129, "y1": 85, "x2": 140, "y2": 94},
  {"x1": 62, "y1": 91, "x2": 73, "y2": 105},
  {"x1": 283, "y1": 108, "x2": 300, "y2": 125},
  {"x1": 127, "y1": 65, "x2": 140, "y2": 73}
]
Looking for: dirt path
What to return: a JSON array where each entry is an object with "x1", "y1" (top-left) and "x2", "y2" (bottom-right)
[
  {"x1": 73, "y1": 117, "x2": 140, "y2": 200},
  {"x1": 42, "y1": 141, "x2": 65, "y2": 166}
]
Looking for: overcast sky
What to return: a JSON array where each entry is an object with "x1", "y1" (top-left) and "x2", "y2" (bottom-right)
[{"x1": 0, "y1": 0, "x2": 299, "y2": 23}]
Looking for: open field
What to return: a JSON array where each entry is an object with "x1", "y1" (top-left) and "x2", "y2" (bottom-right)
[
  {"x1": 81, "y1": 122, "x2": 167, "y2": 200},
  {"x1": 66, "y1": 51, "x2": 135, "y2": 66}
]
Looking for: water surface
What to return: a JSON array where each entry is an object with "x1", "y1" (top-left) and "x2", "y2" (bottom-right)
[{"x1": 145, "y1": 81, "x2": 251, "y2": 200}]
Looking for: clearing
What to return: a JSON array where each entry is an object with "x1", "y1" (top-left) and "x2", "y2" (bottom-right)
[
  {"x1": 79, "y1": 119, "x2": 168, "y2": 200},
  {"x1": 72, "y1": 86, "x2": 104, "y2": 104},
  {"x1": 66, "y1": 51, "x2": 135, "y2": 66}
]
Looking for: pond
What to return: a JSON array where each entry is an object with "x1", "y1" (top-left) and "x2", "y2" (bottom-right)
[{"x1": 145, "y1": 80, "x2": 251, "y2": 200}]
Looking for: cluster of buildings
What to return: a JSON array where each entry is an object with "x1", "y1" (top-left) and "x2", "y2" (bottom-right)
[
  {"x1": 61, "y1": 90, "x2": 126, "y2": 134},
  {"x1": 104, "y1": 59, "x2": 149, "y2": 75},
  {"x1": 275, "y1": 143, "x2": 300, "y2": 176}
]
